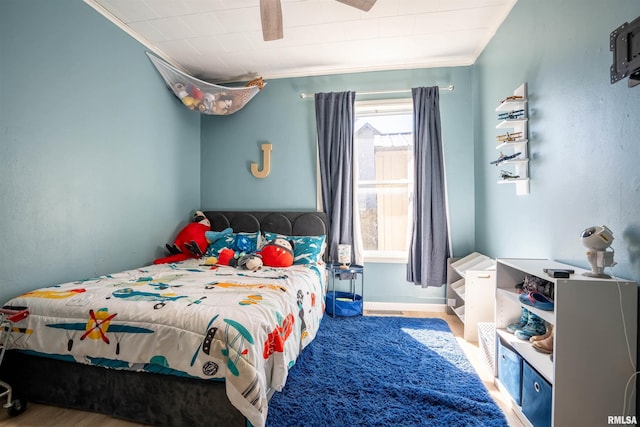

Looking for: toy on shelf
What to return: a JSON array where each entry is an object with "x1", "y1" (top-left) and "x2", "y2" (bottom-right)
[
  {"x1": 499, "y1": 95, "x2": 524, "y2": 103},
  {"x1": 498, "y1": 109, "x2": 525, "y2": 120},
  {"x1": 496, "y1": 131, "x2": 523, "y2": 142},
  {"x1": 500, "y1": 170, "x2": 520, "y2": 180},
  {"x1": 490, "y1": 151, "x2": 522, "y2": 165}
]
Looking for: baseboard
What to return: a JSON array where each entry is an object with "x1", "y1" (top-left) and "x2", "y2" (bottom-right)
[{"x1": 363, "y1": 301, "x2": 447, "y2": 313}]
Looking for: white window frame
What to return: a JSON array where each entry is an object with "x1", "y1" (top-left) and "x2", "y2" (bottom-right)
[{"x1": 354, "y1": 98, "x2": 414, "y2": 264}]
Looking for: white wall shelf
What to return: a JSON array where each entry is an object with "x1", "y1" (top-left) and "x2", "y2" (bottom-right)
[
  {"x1": 496, "y1": 139, "x2": 528, "y2": 150},
  {"x1": 497, "y1": 177, "x2": 529, "y2": 185},
  {"x1": 496, "y1": 118, "x2": 528, "y2": 129},
  {"x1": 496, "y1": 98, "x2": 528, "y2": 112},
  {"x1": 494, "y1": 83, "x2": 529, "y2": 195},
  {"x1": 501, "y1": 159, "x2": 529, "y2": 165}
]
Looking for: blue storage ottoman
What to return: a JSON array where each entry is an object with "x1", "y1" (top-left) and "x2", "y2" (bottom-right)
[
  {"x1": 522, "y1": 361, "x2": 552, "y2": 427},
  {"x1": 326, "y1": 291, "x2": 363, "y2": 316},
  {"x1": 498, "y1": 338, "x2": 523, "y2": 405}
]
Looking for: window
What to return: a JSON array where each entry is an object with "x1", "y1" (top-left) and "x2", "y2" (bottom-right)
[{"x1": 354, "y1": 99, "x2": 413, "y2": 262}]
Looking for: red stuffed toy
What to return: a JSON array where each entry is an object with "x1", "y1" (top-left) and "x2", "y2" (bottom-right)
[
  {"x1": 216, "y1": 248, "x2": 236, "y2": 266},
  {"x1": 259, "y1": 238, "x2": 294, "y2": 267},
  {"x1": 153, "y1": 211, "x2": 211, "y2": 264}
]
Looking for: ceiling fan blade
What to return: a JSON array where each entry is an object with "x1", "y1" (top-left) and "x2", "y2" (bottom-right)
[
  {"x1": 336, "y1": 0, "x2": 377, "y2": 12},
  {"x1": 260, "y1": 0, "x2": 283, "y2": 41}
]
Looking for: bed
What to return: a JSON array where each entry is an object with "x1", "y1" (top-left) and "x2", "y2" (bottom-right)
[{"x1": 0, "y1": 211, "x2": 330, "y2": 427}]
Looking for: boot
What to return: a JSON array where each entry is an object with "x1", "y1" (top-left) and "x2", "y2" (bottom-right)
[
  {"x1": 515, "y1": 312, "x2": 546, "y2": 340},
  {"x1": 529, "y1": 322, "x2": 551, "y2": 342},
  {"x1": 532, "y1": 325, "x2": 554, "y2": 354},
  {"x1": 507, "y1": 307, "x2": 529, "y2": 334}
]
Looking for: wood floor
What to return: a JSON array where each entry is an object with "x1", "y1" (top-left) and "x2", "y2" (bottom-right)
[{"x1": 0, "y1": 312, "x2": 522, "y2": 427}]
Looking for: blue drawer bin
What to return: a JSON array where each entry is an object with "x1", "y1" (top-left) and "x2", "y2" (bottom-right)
[
  {"x1": 326, "y1": 291, "x2": 362, "y2": 316},
  {"x1": 522, "y1": 362, "x2": 552, "y2": 427},
  {"x1": 498, "y1": 339, "x2": 523, "y2": 405}
]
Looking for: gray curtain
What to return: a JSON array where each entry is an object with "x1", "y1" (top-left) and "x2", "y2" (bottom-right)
[
  {"x1": 406, "y1": 86, "x2": 450, "y2": 287},
  {"x1": 315, "y1": 91, "x2": 356, "y2": 263}
]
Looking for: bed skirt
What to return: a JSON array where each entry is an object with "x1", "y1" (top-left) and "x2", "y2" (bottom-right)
[{"x1": 0, "y1": 350, "x2": 246, "y2": 426}]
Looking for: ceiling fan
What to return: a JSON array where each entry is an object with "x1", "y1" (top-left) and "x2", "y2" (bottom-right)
[{"x1": 260, "y1": 0, "x2": 377, "y2": 41}]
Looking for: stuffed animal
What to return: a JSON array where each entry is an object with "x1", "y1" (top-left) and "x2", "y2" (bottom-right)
[
  {"x1": 246, "y1": 76, "x2": 265, "y2": 90},
  {"x1": 217, "y1": 250, "x2": 264, "y2": 272},
  {"x1": 216, "y1": 248, "x2": 237, "y2": 266},
  {"x1": 201, "y1": 92, "x2": 216, "y2": 113},
  {"x1": 204, "y1": 227, "x2": 233, "y2": 246},
  {"x1": 237, "y1": 253, "x2": 263, "y2": 271},
  {"x1": 174, "y1": 82, "x2": 188, "y2": 99},
  {"x1": 213, "y1": 93, "x2": 233, "y2": 114},
  {"x1": 153, "y1": 211, "x2": 211, "y2": 264},
  {"x1": 260, "y1": 238, "x2": 294, "y2": 267}
]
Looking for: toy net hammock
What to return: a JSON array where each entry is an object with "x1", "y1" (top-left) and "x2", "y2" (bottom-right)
[{"x1": 147, "y1": 52, "x2": 265, "y2": 115}]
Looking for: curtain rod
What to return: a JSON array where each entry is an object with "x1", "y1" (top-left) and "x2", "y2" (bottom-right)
[{"x1": 299, "y1": 85, "x2": 454, "y2": 99}]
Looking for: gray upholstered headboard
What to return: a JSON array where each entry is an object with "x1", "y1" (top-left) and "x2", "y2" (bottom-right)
[{"x1": 203, "y1": 211, "x2": 330, "y2": 260}]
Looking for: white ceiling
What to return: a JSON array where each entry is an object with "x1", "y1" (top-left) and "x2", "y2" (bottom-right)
[{"x1": 85, "y1": 0, "x2": 516, "y2": 82}]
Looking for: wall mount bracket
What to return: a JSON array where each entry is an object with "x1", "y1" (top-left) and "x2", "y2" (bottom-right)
[{"x1": 610, "y1": 15, "x2": 640, "y2": 87}]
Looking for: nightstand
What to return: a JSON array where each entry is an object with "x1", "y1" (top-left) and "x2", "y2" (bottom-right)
[{"x1": 326, "y1": 263, "x2": 364, "y2": 317}]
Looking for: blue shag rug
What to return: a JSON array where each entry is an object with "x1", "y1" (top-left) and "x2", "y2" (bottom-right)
[{"x1": 266, "y1": 316, "x2": 508, "y2": 427}]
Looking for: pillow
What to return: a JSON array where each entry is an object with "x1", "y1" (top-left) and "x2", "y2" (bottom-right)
[
  {"x1": 205, "y1": 231, "x2": 260, "y2": 258},
  {"x1": 261, "y1": 231, "x2": 326, "y2": 265}
]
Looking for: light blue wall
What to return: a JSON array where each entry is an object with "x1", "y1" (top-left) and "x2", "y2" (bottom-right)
[
  {"x1": 13, "y1": 0, "x2": 629, "y2": 307},
  {"x1": 0, "y1": 0, "x2": 201, "y2": 304},
  {"x1": 473, "y1": 0, "x2": 640, "y2": 282},
  {"x1": 201, "y1": 67, "x2": 476, "y2": 303}
]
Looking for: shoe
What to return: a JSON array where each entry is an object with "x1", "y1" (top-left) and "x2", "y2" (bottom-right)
[
  {"x1": 515, "y1": 312, "x2": 546, "y2": 340},
  {"x1": 529, "y1": 323, "x2": 551, "y2": 342},
  {"x1": 532, "y1": 325, "x2": 554, "y2": 354},
  {"x1": 507, "y1": 307, "x2": 529, "y2": 333},
  {"x1": 519, "y1": 291, "x2": 554, "y2": 311}
]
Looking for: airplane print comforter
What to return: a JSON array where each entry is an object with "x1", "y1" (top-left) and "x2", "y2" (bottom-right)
[{"x1": 3, "y1": 259, "x2": 326, "y2": 427}]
